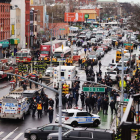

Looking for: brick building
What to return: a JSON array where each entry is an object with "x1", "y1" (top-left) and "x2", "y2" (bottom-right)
[
  {"x1": 0, "y1": 0, "x2": 11, "y2": 41},
  {"x1": 0, "y1": 0, "x2": 11, "y2": 58}
]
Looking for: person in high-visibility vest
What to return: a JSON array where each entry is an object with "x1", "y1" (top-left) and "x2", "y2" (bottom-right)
[
  {"x1": 44, "y1": 56, "x2": 48, "y2": 61},
  {"x1": 37, "y1": 101, "x2": 42, "y2": 119},
  {"x1": 39, "y1": 72, "x2": 42, "y2": 83}
]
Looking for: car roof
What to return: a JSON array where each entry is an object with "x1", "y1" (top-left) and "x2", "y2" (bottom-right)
[{"x1": 62, "y1": 109, "x2": 85, "y2": 113}]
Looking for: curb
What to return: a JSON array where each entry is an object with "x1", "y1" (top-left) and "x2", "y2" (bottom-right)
[{"x1": 0, "y1": 84, "x2": 9, "y2": 89}]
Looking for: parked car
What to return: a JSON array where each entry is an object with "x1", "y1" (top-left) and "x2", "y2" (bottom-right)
[
  {"x1": 24, "y1": 124, "x2": 73, "y2": 140},
  {"x1": 107, "y1": 63, "x2": 117, "y2": 71},
  {"x1": 47, "y1": 128, "x2": 115, "y2": 140},
  {"x1": 96, "y1": 49, "x2": 104, "y2": 57},
  {"x1": 106, "y1": 71, "x2": 117, "y2": 82}
]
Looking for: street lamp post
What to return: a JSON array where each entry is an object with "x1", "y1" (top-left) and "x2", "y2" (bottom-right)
[{"x1": 28, "y1": 24, "x2": 30, "y2": 49}]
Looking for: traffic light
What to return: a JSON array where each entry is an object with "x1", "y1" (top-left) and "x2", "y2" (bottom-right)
[{"x1": 62, "y1": 83, "x2": 69, "y2": 94}]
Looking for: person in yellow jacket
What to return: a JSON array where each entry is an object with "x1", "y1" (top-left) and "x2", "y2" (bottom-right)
[{"x1": 37, "y1": 101, "x2": 42, "y2": 119}]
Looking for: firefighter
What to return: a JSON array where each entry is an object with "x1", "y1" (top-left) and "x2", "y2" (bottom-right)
[
  {"x1": 37, "y1": 101, "x2": 42, "y2": 119},
  {"x1": 39, "y1": 72, "x2": 42, "y2": 83}
]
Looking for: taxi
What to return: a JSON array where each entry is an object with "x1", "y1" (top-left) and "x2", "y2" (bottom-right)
[{"x1": 55, "y1": 108, "x2": 101, "y2": 127}]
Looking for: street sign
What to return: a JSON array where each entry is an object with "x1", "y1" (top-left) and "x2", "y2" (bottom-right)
[
  {"x1": 124, "y1": 43, "x2": 133, "y2": 46},
  {"x1": 84, "y1": 14, "x2": 89, "y2": 19},
  {"x1": 83, "y1": 87, "x2": 105, "y2": 92},
  {"x1": 61, "y1": 53, "x2": 64, "y2": 57},
  {"x1": 59, "y1": 28, "x2": 65, "y2": 30}
]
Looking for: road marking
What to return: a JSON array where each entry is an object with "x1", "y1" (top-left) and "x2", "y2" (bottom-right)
[
  {"x1": 13, "y1": 133, "x2": 23, "y2": 140},
  {"x1": 2, "y1": 132, "x2": 14, "y2": 140},
  {"x1": 0, "y1": 131, "x2": 4, "y2": 136},
  {"x1": 2, "y1": 127, "x2": 18, "y2": 140}
]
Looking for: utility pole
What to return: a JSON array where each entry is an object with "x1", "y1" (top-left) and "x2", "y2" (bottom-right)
[
  {"x1": 121, "y1": 50, "x2": 124, "y2": 120},
  {"x1": 129, "y1": 33, "x2": 132, "y2": 76},
  {"x1": 58, "y1": 56, "x2": 62, "y2": 140},
  {"x1": 28, "y1": 24, "x2": 30, "y2": 49},
  {"x1": 50, "y1": 12, "x2": 53, "y2": 78}
]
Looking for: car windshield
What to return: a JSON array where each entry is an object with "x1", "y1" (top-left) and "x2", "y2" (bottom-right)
[
  {"x1": 62, "y1": 112, "x2": 74, "y2": 117},
  {"x1": 107, "y1": 72, "x2": 116, "y2": 75},
  {"x1": 41, "y1": 51, "x2": 49, "y2": 54},
  {"x1": 109, "y1": 64, "x2": 116, "y2": 67},
  {"x1": 47, "y1": 67, "x2": 53, "y2": 70},
  {"x1": 89, "y1": 55, "x2": 96, "y2": 58}
]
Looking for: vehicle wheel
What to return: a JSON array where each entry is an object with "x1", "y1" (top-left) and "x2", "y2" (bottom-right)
[
  {"x1": 30, "y1": 134, "x2": 38, "y2": 140},
  {"x1": 71, "y1": 121, "x2": 78, "y2": 127},
  {"x1": 93, "y1": 120, "x2": 100, "y2": 127}
]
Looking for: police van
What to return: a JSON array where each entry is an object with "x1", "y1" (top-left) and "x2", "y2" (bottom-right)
[
  {"x1": 55, "y1": 109, "x2": 101, "y2": 127},
  {"x1": 0, "y1": 93, "x2": 30, "y2": 120},
  {"x1": 53, "y1": 66, "x2": 76, "y2": 89}
]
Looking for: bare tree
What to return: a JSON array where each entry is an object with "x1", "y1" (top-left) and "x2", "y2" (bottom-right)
[{"x1": 128, "y1": 4, "x2": 140, "y2": 32}]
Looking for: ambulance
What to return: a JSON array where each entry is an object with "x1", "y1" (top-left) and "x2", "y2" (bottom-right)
[{"x1": 53, "y1": 66, "x2": 76, "y2": 89}]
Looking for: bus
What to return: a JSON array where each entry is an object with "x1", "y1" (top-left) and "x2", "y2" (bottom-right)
[{"x1": 53, "y1": 47, "x2": 72, "y2": 61}]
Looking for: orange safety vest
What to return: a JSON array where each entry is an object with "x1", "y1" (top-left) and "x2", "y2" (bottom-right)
[{"x1": 37, "y1": 103, "x2": 42, "y2": 110}]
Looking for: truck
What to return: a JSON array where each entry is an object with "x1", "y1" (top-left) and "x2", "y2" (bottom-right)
[
  {"x1": 40, "y1": 40, "x2": 67, "y2": 59},
  {"x1": 0, "y1": 93, "x2": 30, "y2": 120},
  {"x1": 0, "y1": 87, "x2": 44, "y2": 120},
  {"x1": 16, "y1": 49, "x2": 32, "y2": 63},
  {"x1": 53, "y1": 66, "x2": 76, "y2": 89},
  {"x1": 0, "y1": 61, "x2": 18, "y2": 79}
]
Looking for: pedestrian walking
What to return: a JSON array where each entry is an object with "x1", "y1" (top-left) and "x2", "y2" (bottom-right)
[
  {"x1": 37, "y1": 101, "x2": 42, "y2": 119},
  {"x1": 32, "y1": 99, "x2": 37, "y2": 117},
  {"x1": 55, "y1": 93, "x2": 59, "y2": 108},
  {"x1": 62, "y1": 94, "x2": 67, "y2": 109},
  {"x1": 80, "y1": 91, "x2": 85, "y2": 107},
  {"x1": 35, "y1": 76, "x2": 38, "y2": 88},
  {"x1": 49, "y1": 98, "x2": 54, "y2": 108},
  {"x1": 68, "y1": 92, "x2": 73, "y2": 108},
  {"x1": 85, "y1": 96, "x2": 91, "y2": 112},
  {"x1": 102, "y1": 98, "x2": 108, "y2": 115},
  {"x1": 48, "y1": 106, "x2": 54, "y2": 123},
  {"x1": 110, "y1": 100, "x2": 117, "y2": 115},
  {"x1": 84, "y1": 48, "x2": 87, "y2": 55},
  {"x1": 97, "y1": 96, "x2": 101, "y2": 112},
  {"x1": 90, "y1": 94, "x2": 95, "y2": 113},
  {"x1": 99, "y1": 61, "x2": 102, "y2": 71}
]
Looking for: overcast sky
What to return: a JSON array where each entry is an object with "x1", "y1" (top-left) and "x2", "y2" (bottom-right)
[{"x1": 118, "y1": 0, "x2": 140, "y2": 3}]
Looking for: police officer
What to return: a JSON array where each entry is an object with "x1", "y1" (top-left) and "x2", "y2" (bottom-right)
[
  {"x1": 48, "y1": 106, "x2": 54, "y2": 123},
  {"x1": 85, "y1": 96, "x2": 91, "y2": 112},
  {"x1": 80, "y1": 91, "x2": 85, "y2": 107},
  {"x1": 32, "y1": 99, "x2": 37, "y2": 117},
  {"x1": 37, "y1": 101, "x2": 42, "y2": 119},
  {"x1": 110, "y1": 100, "x2": 117, "y2": 115},
  {"x1": 49, "y1": 98, "x2": 54, "y2": 108}
]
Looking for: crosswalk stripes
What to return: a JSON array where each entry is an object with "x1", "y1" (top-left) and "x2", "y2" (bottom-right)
[
  {"x1": 0, "y1": 131, "x2": 25, "y2": 140},
  {"x1": 0, "y1": 132, "x2": 4, "y2": 136},
  {"x1": 13, "y1": 133, "x2": 23, "y2": 140}
]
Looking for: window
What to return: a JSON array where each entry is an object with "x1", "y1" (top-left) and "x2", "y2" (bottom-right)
[
  {"x1": 61, "y1": 72, "x2": 64, "y2": 76},
  {"x1": 62, "y1": 112, "x2": 74, "y2": 117},
  {"x1": 68, "y1": 131, "x2": 79, "y2": 137},
  {"x1": 42, "y1": 125, "x2": 53, "y2": 130},
  {"x1": 79, "y1": 131, "x2": 92, "y2": 138},
  {"x1": 54, "y1": 126, "x2": 59, "y2": 130},
  {"x1": 62, "y1": 127, "x2": 69, "y2": 131},
  {"x1": 34, "y1": 14, "x2": 37, "y2": 21},
  {"x1": 77, "y1": 112, "x2": 91, "y2": 116}
]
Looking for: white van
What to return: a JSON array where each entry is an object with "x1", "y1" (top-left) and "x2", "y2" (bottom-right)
[{"x1": 53, "y1": 66, "x2": 76, "y2": 89}]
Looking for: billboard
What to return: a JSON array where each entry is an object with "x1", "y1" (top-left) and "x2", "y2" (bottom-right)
[{"x1": 64, "y1": 13, "x2": 84, "y2": 22}]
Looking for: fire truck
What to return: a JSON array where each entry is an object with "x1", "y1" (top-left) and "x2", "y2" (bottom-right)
[
  {"x1": 0, "y1": 59, "x2": 18, "y2": 79},
  {"x1": 16, "y1": 49, "x2": 32, "y2": 63}
]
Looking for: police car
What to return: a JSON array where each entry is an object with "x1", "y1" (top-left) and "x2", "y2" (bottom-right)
[{"x1": 55, "y1": 108, "x2": 101, "y2": 127}]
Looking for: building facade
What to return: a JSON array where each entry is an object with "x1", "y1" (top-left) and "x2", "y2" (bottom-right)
[
  {"x1": 10, "y1": 0, "x2": 26, "y2": 48},
  {"x1": 0, "y1": 0, "x2": 11, "y2": 58}
]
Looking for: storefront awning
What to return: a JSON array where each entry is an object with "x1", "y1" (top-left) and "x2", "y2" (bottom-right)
[
  {"x1": 10, "y1": 38, "x2": 20, "y2": 45},
  {"x1": 0, "y1": 40, "x2": 9, "y2": 48}
]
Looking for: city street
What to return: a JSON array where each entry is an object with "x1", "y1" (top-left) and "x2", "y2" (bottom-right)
[{"x1": 0, "y1": 48, "x2": 119, "y2": 139}]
